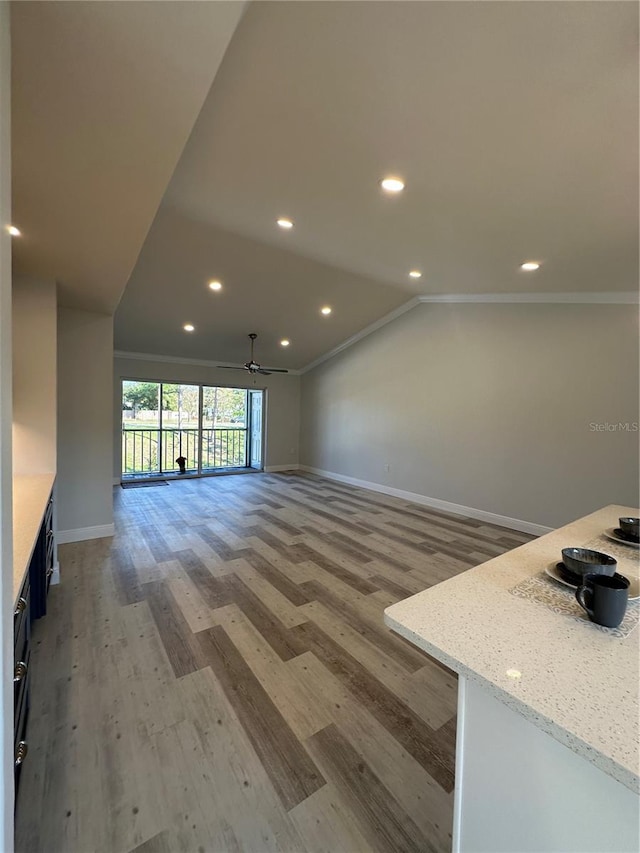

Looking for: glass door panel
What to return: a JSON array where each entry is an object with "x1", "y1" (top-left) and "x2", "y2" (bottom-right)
[
  {"x1": 201, "y1": 387, "x2": 248, "y2": 470},
  {"x1": 121, "y1": 381, "x2": 161, "y2": 476},
  {"x1": 161, "y1": 384, "x2": 200, "y2": 474},
  {"x1": 249, "y1": 390, "x2": 264, "y2": 469}
]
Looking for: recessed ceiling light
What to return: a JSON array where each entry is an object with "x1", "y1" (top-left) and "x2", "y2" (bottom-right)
[
  {"x1": 280, "y1": 339, "x2": 290, "y2": 347},
  {"x1": 320, "y1": 306, "x2": 332, "y2": 315},
  {"x1": 409, "y1": 270, "x2": 422, "y2": 279},
  {"x1": 277, "y1": 218, "x2": 293, "y2": 229},
  {"x1": 520, "y1": 261, "x2": 540, "y2": 271},
  {"x1": 380, "y1": 177, "x2": 405, "y2": 193},
  {"x1": 8, "y1": 225, "x2": 21, "y2": 237},
  {"x1": 183, "y1": 323, "x2": 195, "y2": 332},
  {"x1": 208, "y1": 280, "x2": 222, "y2": 291}
]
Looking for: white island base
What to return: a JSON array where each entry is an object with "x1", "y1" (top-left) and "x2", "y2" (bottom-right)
[{"x1": 454, "y1": 677, "x2": 639, "y2": 853}]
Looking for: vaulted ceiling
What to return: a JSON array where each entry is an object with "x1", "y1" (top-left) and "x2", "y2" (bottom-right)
[
  {"x1": 11, "y1": 1, "x2": 638, "y2": 369},
  {"x1": 11, "y1": 1, "x2": 246, "y2": 313}
]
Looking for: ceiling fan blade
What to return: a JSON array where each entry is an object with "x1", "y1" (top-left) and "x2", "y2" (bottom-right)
[{"x1": 220, "y1": 336, "x2": 290, "y2": 376}]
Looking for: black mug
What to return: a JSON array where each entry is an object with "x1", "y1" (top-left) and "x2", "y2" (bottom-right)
[{"x1": 575, "y1": 573, "x2": 629, "y2": 628}]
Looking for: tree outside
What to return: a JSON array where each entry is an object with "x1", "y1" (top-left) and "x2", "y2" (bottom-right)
[{"x1": 122, "y1": 381, "x2": 159, "y2": 420}]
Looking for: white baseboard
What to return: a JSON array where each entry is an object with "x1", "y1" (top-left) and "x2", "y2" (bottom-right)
[
  {"x1": 50, "y1": 561, "x2": 61, "y2": 585},
  {"x1": 299, "y1": 465, "x2": 552, "y2": 536},
  {"x1": 57, "y1": 523, "x2": 115, "y2": 544}
]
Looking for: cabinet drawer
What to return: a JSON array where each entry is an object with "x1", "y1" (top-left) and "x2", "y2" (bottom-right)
[
  {"x1": 13, "y1": 648, "x2": 30, "y2": 713},
  {"x1": 45, "y1": 494, "x2": 53, "y2": 529},
  {"x1": 14, "y1": 608, "x2": 29, "y2": 678},
  {"x1": 14, "y1": 673, "x2": 30, "y2": 796},
  {"x1": 13, "y1": 583, "x2": 30, "y2": 652},
  {"x1": 30, "y1": 522, "x2": 48, "y2": 621},
  {"x1": 46, "y1": 529, "x2": 54, "y2": 569}
]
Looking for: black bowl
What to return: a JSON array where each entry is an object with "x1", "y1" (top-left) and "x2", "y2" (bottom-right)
[
  {"x1": 555, "y1": 562, "x2": 582, "y2": 587},
  {"x1": 619, "y1": 517, "x2": 640, "y2": 539},
  {"x1": 561, "y1": 547, "x2": 617, "y2": 578},
  {"x1": 614, "y1": 528, "x2": 640, "y2": 545}
]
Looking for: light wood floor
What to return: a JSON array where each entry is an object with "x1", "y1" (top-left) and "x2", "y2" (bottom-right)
[{"x1": 15, "y1": 471, "x2": 533, "y2": 853}]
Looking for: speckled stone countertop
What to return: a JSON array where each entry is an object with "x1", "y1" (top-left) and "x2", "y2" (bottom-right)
[
  {"x1": 13, "y1": 473, "x2": 55, "y2": 606},
  {"x1": 384, "y1": 504, "x2": 640, "y2": 794}
]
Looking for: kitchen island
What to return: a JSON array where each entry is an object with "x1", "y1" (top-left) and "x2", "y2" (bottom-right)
[{"x1": 384, "y1": 504, "x2": 640, "y2": 853}]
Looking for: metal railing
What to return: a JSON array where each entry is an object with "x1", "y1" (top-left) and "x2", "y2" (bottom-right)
[
  {"x1": 122, "y1": 428, "x2": 247, "y2": 476},
  {"x1": 201, "y1": 428, "x2": 246, "y2": 470},
  {"x1": 161, "y1": 429, "x2": 199, "y2": 472}
]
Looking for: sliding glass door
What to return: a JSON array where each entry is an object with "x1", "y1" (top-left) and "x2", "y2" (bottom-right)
[{"x1": 122, "y1": 380, "x2": 256, "y2": 479}]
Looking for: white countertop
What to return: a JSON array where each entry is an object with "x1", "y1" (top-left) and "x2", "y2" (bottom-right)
[
  {"x1": 12, "y1": 473, "x2": 55, "y2": 606},
  {"x1": 384, "y1": 504, "x2": 640, "y2": 793}
]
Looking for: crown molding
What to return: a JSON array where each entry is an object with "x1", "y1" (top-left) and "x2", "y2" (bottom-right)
[
  {"x1": 300, "y1": 291, "x2": 638, "y2": 373},
  {"x1": 115, "y1": 291, "x2": 638, "y2": 377},
  {"x1": 114, "y1": 350, "x2": 301, "y2": 375},
  {"x1": 300, "y1": 297, "x2": 421, "y2": 374},
  {"x1": 417, "y1": 292, "x2": 639, "y2": 305}
]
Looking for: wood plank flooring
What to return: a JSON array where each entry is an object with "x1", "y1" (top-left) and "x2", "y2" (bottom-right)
[{"x1": 15, "y1": 471, "x2": 533, "y2": 853}]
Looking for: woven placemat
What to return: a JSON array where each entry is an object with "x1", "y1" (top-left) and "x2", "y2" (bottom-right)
[
  {"x1": 510, "y1": 571, "x2": 639, "y2": 639},
  {"x1": 582, "y1": 533, "x2": 640, "y2": 566}
]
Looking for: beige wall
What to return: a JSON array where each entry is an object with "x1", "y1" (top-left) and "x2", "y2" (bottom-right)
[
  {"x1": 12, "y1": 277, "x2": 57, "y2": 475},
  {"x1": 57, "y1": 307, "x2": 113, "y2": 537},
  {"x1": 300, "y1": 302, "x2": 640, "y2": 529},
  {"x1": 0, "y1": 1, "x2": 13, "y2": 842},
  {"x1": 113, "y1": 355, "x2": 300, "y2": 478}
]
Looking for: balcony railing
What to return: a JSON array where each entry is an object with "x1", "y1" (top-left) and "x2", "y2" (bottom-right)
[{"x1": 122, "y1": 428, "x2": 247, "y2": 477}]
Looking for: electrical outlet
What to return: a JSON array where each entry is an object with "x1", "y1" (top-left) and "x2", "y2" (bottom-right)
[{"x1": 384, "y1": 463, "x2": 391, "y2": 472}]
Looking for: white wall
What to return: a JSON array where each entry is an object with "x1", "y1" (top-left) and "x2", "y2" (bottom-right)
[
  {"x1": 300, "y1": 302, "x2": 639, "y2": 530},
  {"x1": 113, "y1": 354, "x2": 300, "y2": 479},
  {"x1": 57, "y1": 307, "x2": 114, "y2": 540},
  {"x1": 12, "y1": 277, "x2": 56, "y2": 475},
  {"x1": 0, "y1": 1, "x2": 13, "y2": 844}
]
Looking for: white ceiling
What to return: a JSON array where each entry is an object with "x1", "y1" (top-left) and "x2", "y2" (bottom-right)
[
  {"x1": 163, "y1": 1, "x2": 638, "y2": 296},
  {"x1": 114, "y1": 203, "x2": 412, "y2": 369},
  {"x1": 11, "y1": 2, "x2": 638, "y2": 366},
  {"x1": 11, "y1": 1, "x2": 245, "y2": 313}
]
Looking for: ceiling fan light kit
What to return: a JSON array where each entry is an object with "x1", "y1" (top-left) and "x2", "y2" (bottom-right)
[{"x1": 217, "y1": 333, "x2": 289, "y2": 376}]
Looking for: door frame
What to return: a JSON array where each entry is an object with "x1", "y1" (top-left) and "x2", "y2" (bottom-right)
[
  {"x1": 248, "y1": 388, "x2": 266, "y2": 471},
  {"x1": 120, "y1": 377, "x2": 260, "y2": 480}
]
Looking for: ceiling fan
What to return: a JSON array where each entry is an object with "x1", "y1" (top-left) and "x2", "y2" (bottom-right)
[{"x1": 217, "y1": 333, "x2": 289, "y2": 376}]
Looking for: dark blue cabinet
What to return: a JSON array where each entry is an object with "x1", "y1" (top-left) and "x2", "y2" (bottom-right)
[{"x1": 15, "y1": 488, "x2": 53, "y2": 799}]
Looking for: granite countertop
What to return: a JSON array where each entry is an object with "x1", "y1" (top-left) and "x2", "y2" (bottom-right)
[
  {"x1": 13, "y1": 473, "x2": 55, "y2": 606},
  {"x1": 384, "y1": 504, "x2": 640, "y2": 793}
]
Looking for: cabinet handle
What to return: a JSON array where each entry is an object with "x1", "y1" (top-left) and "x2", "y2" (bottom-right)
[
  {"x1": 47, "y1": 529, "x2": 54, "y2": 540},
  {"x1": 14, "y1": 661, "x2": 28, "y2": 684},
  {"x1": 15, "y1": 741, "x2": 28, "y2": 767},
  {"x1": 14, "y1": 597, "x2": 27, "y2": 617},
  {"x1": 46, "y1": 568, "x2": 54, "y2": 578}
]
